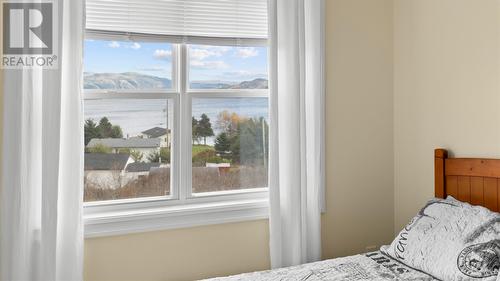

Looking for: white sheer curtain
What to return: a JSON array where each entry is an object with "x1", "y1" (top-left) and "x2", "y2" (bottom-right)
[
  {"x1": 268, "y1": 0, "x2": 325, "y2": 269},
  {"x1": 0, "y1": 0, "x2": 85, "y2": 280}
]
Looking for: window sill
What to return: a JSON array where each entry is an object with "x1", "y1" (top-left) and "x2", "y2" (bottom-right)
[{"x1": 83, "y1": 198, "x2": 269, "y2": 238}]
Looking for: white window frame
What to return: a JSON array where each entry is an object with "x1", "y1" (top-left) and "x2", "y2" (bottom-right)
[{"x1": 83, "y1": 33, "x2": 270, "y2": 238}]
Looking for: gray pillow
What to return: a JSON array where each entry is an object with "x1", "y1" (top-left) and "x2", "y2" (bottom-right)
[{"x1": 381, "y1": 196, "x2": 500, "y2": 280}]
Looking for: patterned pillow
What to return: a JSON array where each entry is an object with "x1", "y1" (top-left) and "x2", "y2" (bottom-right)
[{"x1": 381, "y1": 196, "x2": 500, "y2": 280}]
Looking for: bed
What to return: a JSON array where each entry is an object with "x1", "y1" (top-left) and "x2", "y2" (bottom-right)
[
  {"x1": 204, "y1": 251, "x2": 437, "y2": 280},
  {"x1": 203, "y1": 149, "x2": 500, "y2": 281}
]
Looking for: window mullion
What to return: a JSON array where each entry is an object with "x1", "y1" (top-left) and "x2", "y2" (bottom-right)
[
  {"x1": 168, "y1": 45, "x2": 179, "y2": 201},
  {"x1": 179, "y1": 44, "x2": 191, "y2": 202}
]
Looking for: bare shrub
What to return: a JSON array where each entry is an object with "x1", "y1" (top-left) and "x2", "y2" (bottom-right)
[
  {"x1": 84, "y1": 168, "x2": 170, "y2": 202},
  {"x1": 192, "y1": 165, "x2": 268, "y2": 193},
  {"x1": 84, "y1": 166, "x2": 268, "y2": 201}
]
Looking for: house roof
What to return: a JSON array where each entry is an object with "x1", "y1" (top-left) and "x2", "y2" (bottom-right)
[
  {"x1": 87, "y1": 137, "x2": 161, "y2": 148},
  {"x1": 141, "y1": 127, "x2": 170, "y2": 138},
  {"x1": 150, "y1": 167, "x2": 170, "y2": 175},
  {"x1": 84, "y1": 153, "x2": 130, "y2": 171},
  {"x1": 125, "y1": 162, "x2": 161, "y2": 172}
]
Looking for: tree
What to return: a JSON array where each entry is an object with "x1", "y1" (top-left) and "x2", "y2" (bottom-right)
[
  {"x1": 160, "y1": 148, "x2": 170, "y2": 163},
  {"x1": 228, "y1": 117, "x2": 269, "y2": 166},
  {"x1": 147, "y1": 148, "x2": 170, "y2": 163},
  {"x1": 117, "y1": 148, "x2": 130, "y2": 154},
  {"x1": 192, "y1": 117, "x2": 201, "y2": 144},
  {"x1": 111, "y1": 125, "x2": 123, "y2": 139},
  {"x1": 87, "y1": 143, "x2": 112, "y2": 154},
  {"x1": 238, "y1": 117, "x2": 269, "y2": 166},
  {"x1": 192, "y1": 149, "x2": 216, "y2": 167},
  {"x1": 216, "y1": 110, "x2": 244, "y2": 137},
  {"x1": 229, "y1": 133, "x2": 240, "y2": 163},
  {"x1": 130, "y1": 150, "x2": 144, "y2": 162},
  {"x1": 85, "y1": 117, "x2": 124, "y2": 147},
  {"x1": 97, "y1": 117, "x2": 113, "y2": 138},
  {"x1": 147, "y1": 151, "x2": 160, "y2": 163},
  {"x1": 214, "y1": 132, "x2": 231, "y2": 154},
  {"x1": 197, "y1": 114, "x2": 214, "y2": 145},
  {"x1": 97, "y1": 117, "x2": 123, "y2": 138},
  {"x1": 84, "y1": 119, "x2": 100, "y2": 145}
]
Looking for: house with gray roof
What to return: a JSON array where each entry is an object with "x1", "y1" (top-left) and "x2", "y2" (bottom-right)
[
  {"x1": 84, "y1": 153, "x2": 133, "y2": 189},
  {"x1": 85, "y1": 153, "x2": 131, "y2": 171},
  {"x1": 87, "y1": 137, "x2": 160, "y2": 149},
  {"x1": 125, "y1": 162, "x2": 161, "y2": 173},
  {"x1": 139, "y1": 127, "x2": 171, "y2": 147},
  {"x1": 87, "y1": 137, "x2": 160, "y2": 162},
  {"x1": 141, "y1": 127, "x2": 170, "y2": 138},
  {"x1": 121, "y1": 162, "x2": 163, "y2": 185}
]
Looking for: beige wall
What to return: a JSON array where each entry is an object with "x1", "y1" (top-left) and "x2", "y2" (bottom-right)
[
  {"x1": 394, "y1": 0, "x2": 500, "y2": 230},
  {"x1": 321, "y1": 0, "x2": 395, "y2": 259},
  {"x1": 84, "y1": 220, "x2": 270, "y2": 281},
  {"x1": 85, "y1": 1, "x2": 396, "y2": 280},
  {"x1": 0, "y1": 0, "x2": 395, "y2": 280}
]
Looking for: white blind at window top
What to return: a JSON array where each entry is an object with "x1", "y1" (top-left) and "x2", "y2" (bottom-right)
[{"x1": 85, "y1": 0, "x2": 268, "y2": 44}]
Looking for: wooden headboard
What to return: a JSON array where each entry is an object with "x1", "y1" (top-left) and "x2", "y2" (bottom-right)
[{"x1": 435, "y1": 148, "x2": 500, "y2": 211}]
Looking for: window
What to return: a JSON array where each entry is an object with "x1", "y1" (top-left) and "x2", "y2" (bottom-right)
[
  {"x1": 188, "y1": 45, "x2": 268, "y2": 89},
  {"x1": 192, "y1": 97, "x2": 269, "y2": 194},
  {"x1": 84, "y1": 40, "x2": 173, "y2": 90},
  {"x1": 83, "y1": 0, "x2": 269, "y2": 237},
  {"x1": 83, "y1": 41, "x2": 268, "y2": 200},
  {"x1": 84, "y1": 98, "x2": 173, "y2": 202}
]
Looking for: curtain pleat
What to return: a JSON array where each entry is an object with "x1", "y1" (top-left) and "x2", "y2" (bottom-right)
[
  {"x1": 268, "y1": 0, "x2": 325, "y2": 269},
  {"x1": 0, "y1": 0, "x2": 85, "y2": 280}
]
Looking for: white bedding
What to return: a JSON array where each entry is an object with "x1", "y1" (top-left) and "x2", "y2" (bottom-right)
[
  {"x1": 202, "y1": 251, "x2": 438, "y2": 281},
  {"x1": 382, "y1": 197, "x2": 500, "y2": 280}
]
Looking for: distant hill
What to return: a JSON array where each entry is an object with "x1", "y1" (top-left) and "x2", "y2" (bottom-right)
[
  {"x1": 84, "y1": 72, "x2": 268, "y2": 90},
  {"x1": 84, "y1": 72, "x2": 172, "y2": 90},
  {"x1": 190, "y1": 81, "x2": 235, "y2": 90},
  {"x1": 230, "y1": 78, "x2": 268, "y2": 89}
]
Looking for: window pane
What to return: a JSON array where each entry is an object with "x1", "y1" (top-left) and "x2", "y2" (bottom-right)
[
  {"x1": 188, "y1": 45, "x2": 268, "y2": 90},
  {"x1": 84, "y1": 98, "x2": 173, "y2": 202},
  {"x1": 84, "y1": 39, "x2": 173, "y2": 90},
  {"x1": 192, "y1": 98, "x2": 268, "y2": 193}
]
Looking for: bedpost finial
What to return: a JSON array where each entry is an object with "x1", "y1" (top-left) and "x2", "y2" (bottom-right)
[
  {"x1": 435, "y1": 148, "x2": 448, "y2": 158},
  {"x1": 435, "y1": 148, "x2": 447, "y2": 199}
]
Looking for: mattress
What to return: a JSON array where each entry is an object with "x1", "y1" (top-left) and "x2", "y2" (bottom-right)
[{"x1": 202, "y1": 251, "x2": 438, "y2": 281}]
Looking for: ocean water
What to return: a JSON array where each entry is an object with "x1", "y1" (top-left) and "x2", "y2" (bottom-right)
[{"x1": 84, "y1": 97, "x2": 269, "y2": 140}]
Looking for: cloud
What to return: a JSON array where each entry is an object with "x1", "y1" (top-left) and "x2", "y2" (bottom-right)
[
  {"x1": 189, "y1": 46, "x2": 231, "y2": 60},
  {"x1": 130, "y1": 42, "x2": 141, "y2": 50},
  {"x1": 198, "y1": 45, "x2": 231, "y2": 51},
  {"x1": 190, "y1": 60, "x2": 229, "y2": 69},
  {"x1": 107, "y1": 41, "x2": 142, "y2": 49},
  {"x1": 153, "y1": 49, "x2": 172, "y2": 60},
  {"x1": 190, "y1": 49, "x2": 216, "y2": 60},
  {"x1": 235, "y1": 47, "x2": 258, "y2": 58},
  {"x1": 108, "y1": 41, "x2": 120, "y2": 48}
]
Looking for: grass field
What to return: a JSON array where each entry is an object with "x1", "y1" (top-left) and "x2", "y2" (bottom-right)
[{"x1": 192, "y1": 145, "x2": 214, "y2": 156}]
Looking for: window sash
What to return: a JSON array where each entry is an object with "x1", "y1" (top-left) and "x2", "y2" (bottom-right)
[{"x1": 83, "y1": 37, "x2": 269, "y2": 210}]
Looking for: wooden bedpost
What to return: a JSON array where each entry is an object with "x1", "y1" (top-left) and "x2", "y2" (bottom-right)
[{"x1": 435, "y1": 148, "x2": 448, "y2": 199}]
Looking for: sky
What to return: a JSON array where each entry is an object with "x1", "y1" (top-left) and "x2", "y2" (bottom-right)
[{"x1": 84, "y1": 40, "x2": 268, "y2": 83}]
